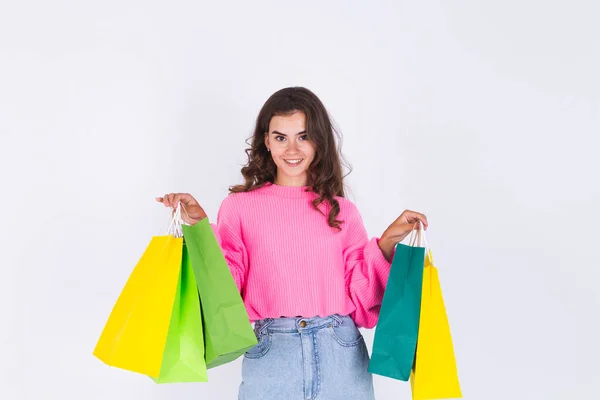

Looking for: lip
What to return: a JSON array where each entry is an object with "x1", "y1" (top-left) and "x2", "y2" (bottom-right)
[{"x1": 283, "y1": 158, "x2": 304, "y2": 167}]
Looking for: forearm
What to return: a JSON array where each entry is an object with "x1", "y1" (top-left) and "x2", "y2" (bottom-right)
[{"x1": 377, "y1": 235, "x2": 396, "y2": 263}]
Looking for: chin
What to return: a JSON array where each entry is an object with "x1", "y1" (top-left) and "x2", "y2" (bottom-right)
[
  {"x1": 278, "y1": 167, "x2": 308, "y2": 179},
  {"x1": 282, "y1": 173, "x2": 307, "y2": 180}
]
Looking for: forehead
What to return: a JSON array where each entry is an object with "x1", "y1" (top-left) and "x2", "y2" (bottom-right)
[{"x1": 268, "y1": 111, "x2": 306, "y2": 133}]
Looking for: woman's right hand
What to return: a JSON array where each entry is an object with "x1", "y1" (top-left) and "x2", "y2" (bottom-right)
[{"x1": 156, "y1": 193, "x2": 208, "y2": 225}]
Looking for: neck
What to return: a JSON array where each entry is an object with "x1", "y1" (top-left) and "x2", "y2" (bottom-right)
[
  {"x1": 262, "y1": 182, "x2": 313, "y2": 198},
  {"x1": 274, "y1": 174, "x2": 308, "y2": 187}
]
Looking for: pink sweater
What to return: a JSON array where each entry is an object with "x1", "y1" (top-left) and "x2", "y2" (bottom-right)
[{"x1": 210, "y1": 182, "x2": 391, "y2": 329}]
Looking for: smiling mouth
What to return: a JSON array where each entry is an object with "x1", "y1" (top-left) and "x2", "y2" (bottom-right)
[{"x1": 283, "y1": 159, "x2": 304, "y2": 166}]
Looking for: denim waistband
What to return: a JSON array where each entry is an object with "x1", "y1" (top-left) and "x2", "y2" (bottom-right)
[{"x1": 254, "y1": 314, "x2": 354, "y2": 334}]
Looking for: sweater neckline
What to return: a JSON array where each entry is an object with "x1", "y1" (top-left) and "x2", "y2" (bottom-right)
[{"x1": 261, "y1": 182, "x2": 314, "y2": 199}]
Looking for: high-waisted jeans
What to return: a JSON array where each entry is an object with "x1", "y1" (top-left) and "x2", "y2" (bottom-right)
[{"x1": 238, "y1": 314, "x2": 375, "y2": 400}]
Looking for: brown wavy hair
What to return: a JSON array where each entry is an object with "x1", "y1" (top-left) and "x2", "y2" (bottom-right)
[{"x1": 229, "y1": 87, "x2": 352, "y2": 230}]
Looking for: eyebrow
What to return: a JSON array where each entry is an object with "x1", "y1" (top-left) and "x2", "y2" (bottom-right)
[{"x1": 271, "y1": 130, "x2": 307, "y2": 136}]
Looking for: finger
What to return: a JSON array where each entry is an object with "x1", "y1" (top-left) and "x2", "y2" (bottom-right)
[
  {"x1": 406, "y1": 211, "x2": 428, "y2": 229},
  {"x1": 180, "y1": 200, "x2": 191, "y2": 214},
  {"x1": 392, "y1": 223, "x2": 417, "y2": 238},
  {"x1": 180, "y1": 204, "x2": 191, "y2": 221},
  {"x1": 171, "y1": 193, "x2": 180, "y2": 209},
  {"x1": 418, "y1": 213, "x2": 428, "y2": 229},
  {"x1": 174, "y1": 193, "x2": 192, "y2": 209},
  {"x1": 410, "y1": 213, "x2": 427, "y2": 229},
  {"x1": 416, "y1": 216, "x2": 428, "y2": 230},
  {"x1": 179, "y1": 193, "x2": 196, "y2": 207},
  {"x1": 156, "y1": 197, "x2": 164, "y2": 203},
  {"x1": 166, "y1": 193, "x2": 175, "y2": 208}
]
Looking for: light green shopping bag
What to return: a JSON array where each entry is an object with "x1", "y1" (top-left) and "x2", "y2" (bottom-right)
[
  {"x1": 182, "y1": 219, "x2": 257, "y2": 369},
  {"x1": 152, "y1": 244, "x2": 208, "y2": 383}
]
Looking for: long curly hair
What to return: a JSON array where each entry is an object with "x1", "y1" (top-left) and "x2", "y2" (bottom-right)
[{"x1": 229, "y1": 87, "x2": 352, "y2": 230}]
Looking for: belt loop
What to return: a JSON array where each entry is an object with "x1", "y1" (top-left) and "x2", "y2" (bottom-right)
[
  {"x1": 331, "y1": 314, "x2": 343, "y2": 325},
  {"x1": 256, "y1": 318, "x2": 274, "y2": 334}
]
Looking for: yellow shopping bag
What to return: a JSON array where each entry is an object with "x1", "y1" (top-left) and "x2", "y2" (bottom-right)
[
  {"x1": 410, "y1": 251, "x2": 462, "y2": 399},
  {"x1": 93, "y1": 235, "x2": 183, "y2": 378}
]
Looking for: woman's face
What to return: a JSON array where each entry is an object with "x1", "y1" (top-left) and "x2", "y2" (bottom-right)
[{"x1": 264, "y1": 111, "x2": 316, "y2": 187}]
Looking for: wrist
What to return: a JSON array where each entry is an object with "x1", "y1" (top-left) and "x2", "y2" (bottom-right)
[
  {"x1": 378, "y1": 236, "x2": 395, "y2": 263},
  {"x1": 190, "y1": 214, "x2": 208, "y2": 226}
]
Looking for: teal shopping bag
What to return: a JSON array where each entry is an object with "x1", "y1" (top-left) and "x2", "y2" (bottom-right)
[{"x1": 368, "y1": 241, "x2": 426, "y2": 381}]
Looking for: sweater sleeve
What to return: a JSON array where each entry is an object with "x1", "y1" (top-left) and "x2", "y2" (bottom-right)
[
  {"x1": 209, "y1": 195, "x2": 248, "y2": 293},
  {"x1": 343, "y1": 203, "x2": 392, "y2": 329}
]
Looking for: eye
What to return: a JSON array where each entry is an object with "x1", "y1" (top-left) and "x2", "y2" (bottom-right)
[
  {"x1": 299, "y1": 134, "x2": 309, "y2": 141},
  {"x1": 275, "y1": 135, "x2": 286, "y2": 142}
]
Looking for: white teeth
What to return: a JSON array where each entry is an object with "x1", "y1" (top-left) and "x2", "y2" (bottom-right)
[{"x1": 284, "y1": 159, "x2": 302, "y2": 164}]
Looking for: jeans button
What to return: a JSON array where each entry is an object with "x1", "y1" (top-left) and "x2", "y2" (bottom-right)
[{"x1": 299, "y1": 320, "x2": 307, "y2": 328}]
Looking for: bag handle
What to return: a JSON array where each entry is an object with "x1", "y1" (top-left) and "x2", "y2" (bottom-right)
[
  {"x1": 165, "y1": 203, "x2": 184, "y2": 238},
  {"x1": 419, "y1": 221, "x2": 433, "y2": 263},
  {"x1": 407, "y1": 221, "x2": 432, "y2": 263}
]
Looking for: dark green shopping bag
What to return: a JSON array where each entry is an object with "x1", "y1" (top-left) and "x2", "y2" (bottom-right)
[
  {"x1": 368, "y1": 242, "x2": 426, "y2": 381},
  {"x1": 182, "y1": 219, "x2": 257, "y2": 369},
  {"x1": 152, "y1": 244, "x2": 208, "y2": 383}
]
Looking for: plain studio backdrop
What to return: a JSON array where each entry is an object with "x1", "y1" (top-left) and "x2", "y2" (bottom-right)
[{"x1": 1, "y1": 1, "x2": 599, "y2": 399}]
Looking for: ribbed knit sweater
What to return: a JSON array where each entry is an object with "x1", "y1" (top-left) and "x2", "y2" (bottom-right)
[{"x1": 210, "y1": 182, "x2": 391, "y2": 328}]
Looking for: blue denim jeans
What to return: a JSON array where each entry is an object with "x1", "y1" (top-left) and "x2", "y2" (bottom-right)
[{"x1": 238, "y1": 314, "x2": 375, "y2": 400}]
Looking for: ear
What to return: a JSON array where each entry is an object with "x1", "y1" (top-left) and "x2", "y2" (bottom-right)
[{"x1": 264, "y1": 132, "x2": 269, "y2": 151}]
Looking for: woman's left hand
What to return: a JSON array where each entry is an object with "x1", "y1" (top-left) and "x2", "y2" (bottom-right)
[{"x1": 378, "y1": 210, "x2": 428, "y2": 262}]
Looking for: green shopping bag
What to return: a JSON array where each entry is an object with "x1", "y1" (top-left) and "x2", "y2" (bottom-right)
[
  {"x1": 182, "y1": 219, "x2": 257, "y2": 369},
  {"x1": 368, "y1": 235, "x2": 426, "y2": 381},
  {"x1": 152, "y1": 244, "x2": 208, "y2": 383}
]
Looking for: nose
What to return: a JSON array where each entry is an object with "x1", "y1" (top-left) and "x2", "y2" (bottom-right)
[{"x1": 287, "y1": 137, "x2": 299, "y2": 151}]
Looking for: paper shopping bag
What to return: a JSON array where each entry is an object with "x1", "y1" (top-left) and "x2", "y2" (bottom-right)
[
  {"x1": 410, "y1": 252, "x2": 461, "y2": 399},
  {"x1": 369, "y1": 241, "x2": 426, "y2": 381},
  {"x1": 93, "y1": 235, "x2": 183, "y2": 378},
  {"x1": 182, "y1": 219, "x2": 257, "y2": 369},
  {"x1": 152, "y1": 244, "x2": 208, "y2": 383}
]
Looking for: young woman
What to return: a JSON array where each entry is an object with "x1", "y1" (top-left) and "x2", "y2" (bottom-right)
[{"x1": 157, "y1": 87, "x2": 427, "y2": 399}]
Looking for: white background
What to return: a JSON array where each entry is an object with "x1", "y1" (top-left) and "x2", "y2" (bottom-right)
[{"x1": 1, "y1": 1, "x2": 599, "y2": 399}]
